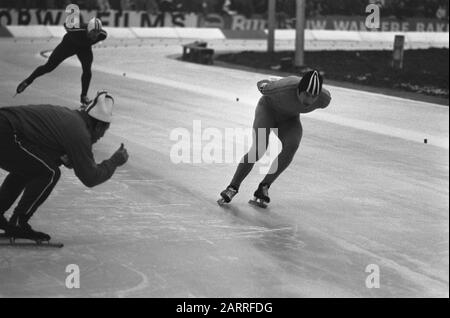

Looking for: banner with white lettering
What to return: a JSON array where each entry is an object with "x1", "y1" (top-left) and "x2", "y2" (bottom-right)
[
  {"x1": 200, "y1": 14, "x2": 449, "y2": 32},
  {"x1": 0, "y1": 9, "x2": 196, "y2": 27},
  {"x1": 0, "y1": 9, "x2": 448, "y2": 32}
]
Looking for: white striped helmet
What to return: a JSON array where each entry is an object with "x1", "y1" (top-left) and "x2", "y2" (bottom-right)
[
  {"x1": 86, "y1": 91, "x2": 114, "y2": 123},
  {"x1": 298, "y1": 70, "x2": 323, "y2": 96},
  {"x1": 87, "y1": 18, "x2": 102, "y2": 33}
]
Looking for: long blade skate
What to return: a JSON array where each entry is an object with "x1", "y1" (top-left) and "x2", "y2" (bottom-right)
[
  {"x1": 217, "y1": 186, "x2": 238, "y2": 207},
  {"x1": 217, "y1": 198, "x2": 227, "y2": 206},
  {"x1": 249, "y1": 198, "x2": 268, "y2": 209},
  {"x1": 0, "y1": 233, "x2": 64, "y2": 248}
]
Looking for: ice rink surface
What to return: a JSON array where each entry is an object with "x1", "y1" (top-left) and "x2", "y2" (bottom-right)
[{"x1": 0, "y1": 39, "x2": 448, "y2": 297}]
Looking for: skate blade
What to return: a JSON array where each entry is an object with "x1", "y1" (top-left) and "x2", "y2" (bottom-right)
[
  {"x1": 217, "y1": 198, "x2": 227, "y2": 206},
  {"x1": 1, "y1": 236, "x2": 63, "y2": 248},
  {"x1": 1, "y1": 240, "x2": 64, "y2": 248},
  {"x1": 249, "y1": 199, "x2": 268, "y2": 209}
]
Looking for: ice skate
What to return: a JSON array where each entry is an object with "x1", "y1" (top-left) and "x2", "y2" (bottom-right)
[
  {"x1": 249, "y1": 183, "x2": 271, "y2": 209},
  {"x1": 5, "y1": 216, "x2": 53, "y2": 245},
  {"x1": 7, "y1": 223, "x2": 51, "y2": 244},
  {"x1": 217, "y1": 186, "x2": 238, "y2": 206},
  {"x1": 2, "y1": 221, "x2": 63, "y2": 247},
  {"x1": 16, "y1": 79, "x2": 30, "y2": 95},
  {"x1": 80, "y1": 95, "x2": 92, "y2": 109}
]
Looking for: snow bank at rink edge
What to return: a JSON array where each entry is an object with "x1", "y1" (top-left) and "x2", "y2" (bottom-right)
[{"x1": 2, "y1": 25, "x2": 449, "y2": 48}]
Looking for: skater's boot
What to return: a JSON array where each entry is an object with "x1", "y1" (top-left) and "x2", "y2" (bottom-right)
[
  {"x1": 249, "y1": 183, "x2": 271, "y2": 208},
  {"x1": 0, "y1": 215, "x2": 8, "y2": 233},
  {"x1": 80, "y1": 95, "x2": 92, "y2": 108},
  {"x1": 6, "y1": 215, "x2": 51, "y2": 242},
  {"x1": 16, "y1": 79, "x2": 30, "y2": 94},
  {"x1": 254, "y1": 183, "x2": 271, "y2": 203},
  {"x1": 218, "y1": 185, "x2": 238, "y2": 205}
]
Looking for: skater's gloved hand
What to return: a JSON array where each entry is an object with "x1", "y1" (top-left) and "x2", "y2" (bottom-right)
[
  {"x1": 257, "y1": 80, "x2": 270, "y2": 93},
  {"x1": 111, "y1": 143, "x2": 129, "y2": 167},
  {"x1": 60, "y1": 154, "x2": 73, "y2": 169},
  {"x1": 257, "y1": 79, "x2": 279, "y2": 93}
]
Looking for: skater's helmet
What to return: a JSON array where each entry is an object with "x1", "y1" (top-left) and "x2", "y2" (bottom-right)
[
  {"x1": 86, "y1": 91, "x2": 114, "y2": 123},
  {"x1": 298, "y1": 70, "x2": 323, "y2": 96},
  {"x1": 87, "y1": 18, "x2": 103, "y2": 33}
]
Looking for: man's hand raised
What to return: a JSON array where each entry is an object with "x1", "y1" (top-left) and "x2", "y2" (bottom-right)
[{"x1": 111, "y1": 143, "x2": 129, "y2": 167}]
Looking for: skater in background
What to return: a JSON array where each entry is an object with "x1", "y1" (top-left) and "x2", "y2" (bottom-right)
[
  {"x1": 16, "y1": 18, "x2": 107, "y2": 107},
  {"x1": 219, "y1": 70, "x2": 332, "y2": 207},
  {"x1": 0, "y1": 91, "x2": 129, "y2": 242}
]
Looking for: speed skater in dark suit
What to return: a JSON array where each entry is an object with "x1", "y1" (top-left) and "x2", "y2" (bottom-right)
[
  {"x1": 0, "y1": 91, "x2": 129, "y2": 242},
  {"x1": 15, "y1": 18, "x2": 107, "y2": 106},
  {"x1": 219, "y1": 70, "x2": 332, "y2": 207}
]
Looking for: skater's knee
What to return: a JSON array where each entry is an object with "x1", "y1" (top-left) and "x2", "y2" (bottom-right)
[
  {"x1": 81, "y1": 58, "x2": 92, "y2": 73},
  {"x1": 42, "y1": 61, "x2": 58, "y2": 73},
  {"x1": 52, "y1": 167, "x2": 61, "y2": 183},
  {"x1": 44, "y1": 167, "x2": 61, "y2": 187}
]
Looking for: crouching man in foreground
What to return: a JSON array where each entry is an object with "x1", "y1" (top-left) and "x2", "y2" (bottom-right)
[{"x1": 0, "y1": 91, "x2": 129, "y2": 242}]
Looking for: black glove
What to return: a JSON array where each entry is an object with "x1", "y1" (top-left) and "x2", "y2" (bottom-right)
[
  {"x1": 110, "y1": 143, "x2": 129, "y2": 167},
  {"x1": 257, "y1": 80, "x2": 270, "y2": 94},
  {"x1": 60, "y1": 154, "x2": 73, "y2": 169}
]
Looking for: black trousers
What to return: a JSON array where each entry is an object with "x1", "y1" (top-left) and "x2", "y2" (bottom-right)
[
  {"x1": 0, "y1": 114, "x2": 61, "y2": 224},
  {"x1": 25, "y1": 35, "x2": 93, "y2": 97}
]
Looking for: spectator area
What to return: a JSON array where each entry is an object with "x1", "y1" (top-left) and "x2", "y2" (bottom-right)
[{"x1": 0, "y1": 0, "x2": 448, "y2": 20}]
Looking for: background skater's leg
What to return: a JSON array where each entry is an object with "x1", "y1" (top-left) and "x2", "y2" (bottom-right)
[
  {"x1": 77, "y1": 48, "x2": 93, "y2": 105},
  {"x1": 17, "y1": 40, "x2": 74, "y2": 94}
]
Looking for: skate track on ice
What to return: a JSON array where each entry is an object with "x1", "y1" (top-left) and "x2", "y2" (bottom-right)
[{"x1": 0, "y1": 39, "x2": 448, "y2": 297}]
